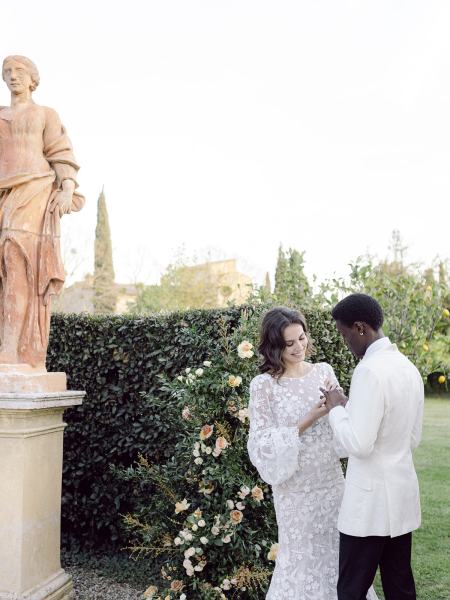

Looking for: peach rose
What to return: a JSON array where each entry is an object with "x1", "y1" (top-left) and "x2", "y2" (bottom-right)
[
  {"x1": 230, "y1": 509, "x2": 243, "y2": 525},
  {"x1": 199, "y1": 424, "x2": 214, "y2": 440},
  {"x1": 215, "y1": 436, "x2": 229, "y2": 451},
  {"x1": 170, "y1": 580, "x2": 184, "y2": 592},
  {"x1": 251, "y1": 485, "x2": 264, "y2": 502}
]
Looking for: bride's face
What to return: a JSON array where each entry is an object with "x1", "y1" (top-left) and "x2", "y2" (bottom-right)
[{"x1": 281, "y1": 323, "x2": 308, "y2": 366}]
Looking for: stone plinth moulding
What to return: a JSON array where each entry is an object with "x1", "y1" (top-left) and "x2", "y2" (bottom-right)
[{"x1": 0, "y1": 391, "x2": 84, "y2": 599}]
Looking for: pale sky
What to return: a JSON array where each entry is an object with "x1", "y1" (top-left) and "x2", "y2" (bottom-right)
[{"x1": 2, "y1": 1, "x2": 450, "y2": 287}]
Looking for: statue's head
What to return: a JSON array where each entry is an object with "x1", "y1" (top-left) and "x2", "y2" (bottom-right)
[{"x1": 2, "y1": 55, "x2": 40, "y2": 92}]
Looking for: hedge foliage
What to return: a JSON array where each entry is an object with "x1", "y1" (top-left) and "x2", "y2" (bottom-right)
[{"x1": 48, "y1": 306, "x2": 355, "y2": 550}]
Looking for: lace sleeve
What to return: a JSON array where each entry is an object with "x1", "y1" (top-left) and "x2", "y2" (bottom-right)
[{"x1": 247, "y1": 375, "x2": 300, "y2": 486}]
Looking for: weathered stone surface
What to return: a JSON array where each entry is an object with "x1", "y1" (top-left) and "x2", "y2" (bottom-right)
[{"x1": 0, "y1": 55, "x2": 84, "y2": 368}]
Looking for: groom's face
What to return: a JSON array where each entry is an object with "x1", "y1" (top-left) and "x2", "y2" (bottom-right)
[{"x1": 335, "y1": 320, "x2": 366, "y2": 359}]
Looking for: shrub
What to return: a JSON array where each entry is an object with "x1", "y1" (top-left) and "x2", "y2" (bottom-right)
[
  {"x1": 48, "y1": 305, "x2": 353, "y2": 550},
  {"x1": 115, "y1": 307, "x2": 354, "y2": 599}
]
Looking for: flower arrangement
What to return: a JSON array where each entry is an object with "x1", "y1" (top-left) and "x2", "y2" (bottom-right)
[{"x1": 122, "y1": 310, "x2": 277, "y2": 599}]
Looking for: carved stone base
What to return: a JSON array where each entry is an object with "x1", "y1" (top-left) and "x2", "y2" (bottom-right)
[
  {"x1": 0, "y1": 365, "x2": 66, "y2": 393},
  {"x1": 0, "y1": 569, "x2": 75, "y2": 600},
  {"x1": 0, "y1": 391, "x2": 84, "y2": 599}
]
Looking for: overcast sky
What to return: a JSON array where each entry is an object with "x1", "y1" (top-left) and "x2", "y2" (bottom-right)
[{"x1": 2, "y1": 0, "x2": 449, "y2": 287}]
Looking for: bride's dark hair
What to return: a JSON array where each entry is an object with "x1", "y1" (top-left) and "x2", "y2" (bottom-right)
[{"x1": 258, "y1": 306, "x2": 314, "y2": 378}]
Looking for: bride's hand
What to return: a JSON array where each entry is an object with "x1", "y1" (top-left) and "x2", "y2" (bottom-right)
[{"x1": 298, "y1": 400, "x2": 328, "y2": 434}]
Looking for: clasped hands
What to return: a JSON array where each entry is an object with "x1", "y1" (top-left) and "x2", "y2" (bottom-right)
[{"x1": 300, "y1": 382, "x2": 348, "y2": 433}]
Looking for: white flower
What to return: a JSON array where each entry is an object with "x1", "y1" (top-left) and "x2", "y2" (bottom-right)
[
  {"x1": 226, "y1": 500, "x2": 234, "y2": 509},
  {"x1": 192, "y1": 524, "x2": 198, "y2": 532},
  {"x1": 184, "y1": 547, "x2": 196, "y2": 558},
  {"x1": 182, "y1": 406, "x2": 192, "y2": 420},
  {"x1": 223, "y1": 534, "x2": 232, "y2": 543},
  {"x1": 194, "y1": 560, "x2": 206, "y2": 572},
  {"x1": 194, "y1": 457, "x2": 203, "y2": 465},
  {"x1": 237, "y1": 340, "x2": 254, "y2": 359},
  {"x1": 221, "y1": 579, "x2": 232, "y2": 590},
  {"x1": 267, "y1": 542, "x2": 279, "y2": 561},
  {"x1": 212, "y1": 448, "x2": 221, "y2": 458},
  {"x1": 236, "y1": 502, "x2": 245, "y2": 510},
  {"x1": 211, "y1": 525, "x2": 220, "y2": 536},
  {"x1": 183, "y1": 558, "x2": 194, "y2": 576},
  {"x1": 174, "y1": 537, "x2": 182, "y2": 545},
  {"x1": 203, "y1": 360, "x2": 212, "y2": 367},
  {"x1": 237, "y1": 408, "x2": 249, "y2": 423},
  {"x1": 205, "y1": 447, "x2": 212, "y2": 455},
  {"x1": 175, "y1": 499, "x2": 190, "y2": 514},
  {"x1": 185, "y1": 368, "x2": 191, "y2": 374},
  {"x1": 177, "y1": 375, "x2": 184, "y2": 382},
  {"x1": 195, "y1": 368, "x2": 204, "y2": 376},
  {"x1": 180, "y1": 595, "x2": 187, "y2": 600},
  {"x1": 193, "y1": 448, "x2": 200, "y2": 458},
  {"x1": 198, "y1": 519, "x2": 206, "y2": 527},
  {"x1": 184, "y1": 532, "x2": 193, "y2": 542},
  {"x1": 238, "y1": 485, "x2": 250, "y2": 499},
  {"x1": 200, "y1": 536, "x2": 209, "y2": 544}
]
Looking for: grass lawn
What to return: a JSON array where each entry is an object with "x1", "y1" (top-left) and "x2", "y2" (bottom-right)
[{"x1": 373, "y1": 396, "x2": 450, "y2": 600}]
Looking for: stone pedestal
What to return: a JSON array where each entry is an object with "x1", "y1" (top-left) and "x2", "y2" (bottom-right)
[{"x1": 0, "y1": 391, "x2": 84, "y2": 599}]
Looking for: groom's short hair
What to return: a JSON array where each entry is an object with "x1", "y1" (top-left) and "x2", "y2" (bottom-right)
[{"x1": 332, "y1": 293, "x2": 384, "y2": 330}]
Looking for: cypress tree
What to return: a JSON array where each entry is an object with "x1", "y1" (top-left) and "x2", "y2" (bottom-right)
[
  {"x1": 274, "y1": 245, "x2": 311, "y2": 308},
  {"x1": 93, "y1": 187, "x2": 117, "y2": 313},
  {"x1": 274, "y1": 244, "x2": 289, "y2": 300},
  {"x1": 264, "y1": 272, "x2": 272, "y2": 294}
]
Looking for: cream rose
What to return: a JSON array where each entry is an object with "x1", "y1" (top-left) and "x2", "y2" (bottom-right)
[
  {"x1": 228, "y1": 375, "x2": 242, "y2": 388},
  {"x1": 267, "y1": 542, "x2": 279, "y2": 561},
  {"x1": 237, "y1": 340, "x2": 254, "y2": 359},
  {"x1": 175, "y1": 499, "x2": 190, "y2": 514}
]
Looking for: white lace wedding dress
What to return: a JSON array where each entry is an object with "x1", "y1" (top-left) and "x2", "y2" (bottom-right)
[{"x1": 248, "y1": 363, "x2": 378, "y2": 600}]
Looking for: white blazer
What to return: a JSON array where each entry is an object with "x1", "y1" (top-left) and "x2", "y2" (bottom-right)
[{"x1": 329, "y1": 337, "x2": 424, "y2": 538}]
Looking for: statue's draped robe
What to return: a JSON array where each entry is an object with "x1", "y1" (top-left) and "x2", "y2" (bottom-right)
[{"x1": 0, "y1": 104, "x2": 84, "y2": 366}]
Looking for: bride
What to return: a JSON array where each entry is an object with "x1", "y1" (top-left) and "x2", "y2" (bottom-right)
[{"x1": 247, "y1": 307, "x2": 377, "y2": 600}]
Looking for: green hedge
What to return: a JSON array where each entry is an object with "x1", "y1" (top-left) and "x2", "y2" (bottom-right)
[{"x1": 48, "y1": 306, "x2": 355, "y2": 550}]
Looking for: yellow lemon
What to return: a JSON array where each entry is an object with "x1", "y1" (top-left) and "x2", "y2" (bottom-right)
[
  {"x1": 443, "y1": 308, "x2": 450, "y2": 318},
  {"x1": 438, "y1": 375, "x2": 446, "y2": 384},
  {"x1": 422, "y1": 343, "x2": 429, "y2": 352}
]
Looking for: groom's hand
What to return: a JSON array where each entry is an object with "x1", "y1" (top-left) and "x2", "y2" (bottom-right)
[{"x1": 320, "y1": 387, "x2": 348, "y2": 411}]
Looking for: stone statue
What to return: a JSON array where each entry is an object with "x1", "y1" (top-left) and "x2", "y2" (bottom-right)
[{"x1": 0, "y1": 55, "x2": 84, "y2": 370}]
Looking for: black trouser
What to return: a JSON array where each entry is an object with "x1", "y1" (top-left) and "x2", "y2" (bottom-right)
[{"x1": 338, "y1": 532, "x2": 416, "y2": 600}]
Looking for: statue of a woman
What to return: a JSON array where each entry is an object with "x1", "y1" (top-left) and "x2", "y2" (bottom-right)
[{"x1": 0, "y1": 55, "x2": 84, "y2": 368}]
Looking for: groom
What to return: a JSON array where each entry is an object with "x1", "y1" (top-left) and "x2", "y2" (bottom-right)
[{"x1": 321, "y1": 293, "x2": 424, "y2": 600}]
